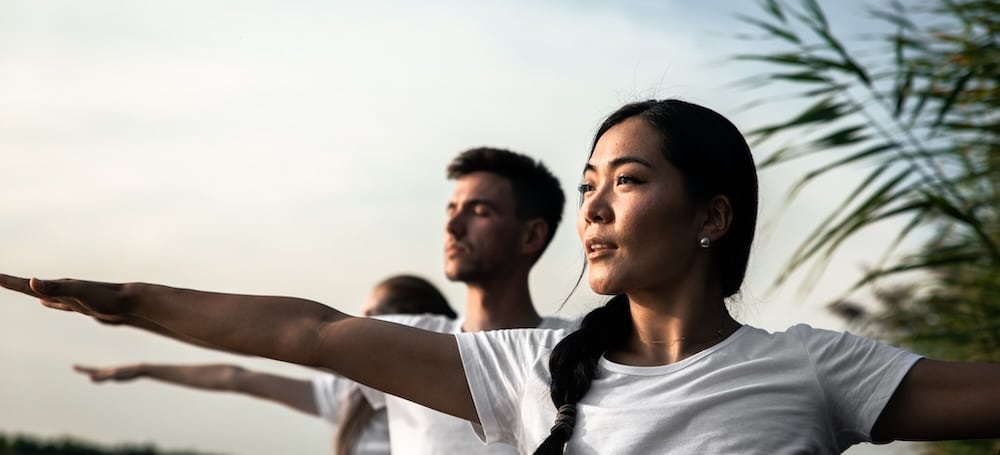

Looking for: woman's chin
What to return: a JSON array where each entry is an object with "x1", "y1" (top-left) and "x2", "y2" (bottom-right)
[{"x1": 588, "y1": 278, "x2": 623, "y2": 296}]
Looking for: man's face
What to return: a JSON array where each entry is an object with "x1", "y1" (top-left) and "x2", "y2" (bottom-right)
[{"x1": 444, "y1": 172, "x2": 525, "y2": 284}]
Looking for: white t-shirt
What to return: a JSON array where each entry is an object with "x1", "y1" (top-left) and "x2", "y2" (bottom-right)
[
  {"x1": 313, "y1": 374, "x2": 390, "y2": 455},
  {"x1": 320, "y1": 314, "x2": 577, "y2": 454},
  {"x1": 457, "y1": 324, "x2": 922, "y2": 454}
]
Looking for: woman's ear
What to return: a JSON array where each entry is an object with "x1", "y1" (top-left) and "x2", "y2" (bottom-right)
[
  {"x1": 520, "y1": 219, "x2": 549, "y2": 257},
  {"x1": 700, "y1": 195, "x2": 733, "y2": 243}
]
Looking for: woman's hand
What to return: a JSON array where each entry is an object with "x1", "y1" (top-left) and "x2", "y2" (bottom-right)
[{"x1": 0, "y1": 274, "x2": 135, "y2": 323}]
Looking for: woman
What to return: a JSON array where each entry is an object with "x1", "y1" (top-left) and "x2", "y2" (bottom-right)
[
  {"x1": 329, "y1": 274, "x2": 455, "y2": 455},
  {"x1": 457, "y1": 99, "x2": 930, "y2": 453},
  {"x1": 3, "y1": 99, "x2": 998, "y2": 453}
]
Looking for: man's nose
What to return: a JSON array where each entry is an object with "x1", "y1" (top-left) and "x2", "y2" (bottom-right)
[{"x1": 446, "y1": 212, "x2": 465, "y2": 237}]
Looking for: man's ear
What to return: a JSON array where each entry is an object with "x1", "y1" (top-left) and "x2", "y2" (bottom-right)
[
  {"x1": 700, "y1": 195, "x2": 733, "y2": 243},
  {"x1": 520, "y1": 219, "x2": 549, "y2": 257}
]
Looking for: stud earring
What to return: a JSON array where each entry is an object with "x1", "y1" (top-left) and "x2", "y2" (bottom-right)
[{"x1": 699, "y1": 236, "x2": 711, "y2": 248}]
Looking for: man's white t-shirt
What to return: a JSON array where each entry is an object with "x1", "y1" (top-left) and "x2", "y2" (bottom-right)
[
  {"x1": 315, "y1": 314, "x2": 578, "y2": 454},
  {"x1": 313, "y1": 374, "x2": 390, "y2": 455},
  {"x1": 456, "y1": 324, "x2": 922, "y2": 454}
]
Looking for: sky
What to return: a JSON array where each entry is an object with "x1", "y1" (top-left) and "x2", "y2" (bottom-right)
[{"x1": 1, "y1": 1, "x2": 924, "y2": 454}]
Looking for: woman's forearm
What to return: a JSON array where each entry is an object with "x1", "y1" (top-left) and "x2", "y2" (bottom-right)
[{"x1": 126, "y1": 283, "x2": 350, "y2": 367}]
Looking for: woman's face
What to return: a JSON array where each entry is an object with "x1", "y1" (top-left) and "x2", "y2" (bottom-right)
[
  {"x1": 361, "y1": 285, "x2": 389, "y2": 317},
  {"x1": 577, "y1": 116, "x2": 704, "y2": 296}
]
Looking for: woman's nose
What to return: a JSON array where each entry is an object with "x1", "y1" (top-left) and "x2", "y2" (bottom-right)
[{"x1": 581, "y1": 187, "x2": 612, "y2": 225}]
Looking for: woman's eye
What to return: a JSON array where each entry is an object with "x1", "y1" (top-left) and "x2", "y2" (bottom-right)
[
  {"x1": 616, "y1": 175, "x2": 637, "y2": 185},
  {"x1": 577, "y1": 183, "x2": 595, "y2": 194}
]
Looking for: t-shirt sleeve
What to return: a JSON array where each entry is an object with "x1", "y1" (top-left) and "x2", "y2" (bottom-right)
[
  {"x1": 358, "y1": 384, "x2": 388, "y2": 410},
  {"x1": 312, "y1": 373, "x2": 356, "y2": 425},
  {"x1": 455, "y1": 328, "x2": 562, "y2": 446},
  {"x1": 791, "y1": 325, "x2": 922, "y2": 442}
]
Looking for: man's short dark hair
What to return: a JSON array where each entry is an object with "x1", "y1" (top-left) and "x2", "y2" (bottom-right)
[{"x1": 447, "y1": 147, "x2": 565, "y2": 256}]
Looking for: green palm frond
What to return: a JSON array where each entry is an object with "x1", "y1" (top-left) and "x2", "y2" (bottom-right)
[
  {"x1": 738, "y1": 0, "x2": 999, "y2": 292},
  {"x1": 733, "y1": 2, "x2": 1000, "y2": 451}
]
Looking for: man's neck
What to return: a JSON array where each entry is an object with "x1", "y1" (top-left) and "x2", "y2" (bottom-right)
[{"x1": 460, "y1": 277, "x2": 541, "y2": 332}]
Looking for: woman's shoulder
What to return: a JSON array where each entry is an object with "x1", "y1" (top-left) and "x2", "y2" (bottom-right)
[
  {"x1": 457, "y1": 326, "x2": 571, "y2": 364},
  {"x1": 721, "y1": 323, "x2": 874, "y2": 357},
  {"x1": 485, "y1": 325, "x2": 572, "y2": 346},
  {"x1": 741, "y1": 323, "x2": 914, "y2": 365},
  {"x1": 739, "y1": 323, "x2": 855, "y2": 342},
  {"x1": 773, "y1": 323, "x2": 876, "y2": 346}
]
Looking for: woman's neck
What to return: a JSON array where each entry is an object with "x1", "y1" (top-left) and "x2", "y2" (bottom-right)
[{"x1": 607, "y1": 288, "x2": 739, "y2": 366}]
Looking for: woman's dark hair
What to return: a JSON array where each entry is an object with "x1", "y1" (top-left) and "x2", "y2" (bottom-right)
[
  {"x1": 335, "y1": 274, "x2": 456, "y2": 455},
  {"x1": 534, "y1": 99, "x2": 759, "y2": 454},
  {"x1": 370, "y1": 274, "x2": 457, "y2": 319}
]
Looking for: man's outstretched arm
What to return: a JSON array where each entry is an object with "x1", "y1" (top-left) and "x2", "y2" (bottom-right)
[
  {"x1": 0, "y1": 274, "x2": 477, "y2": 423},
  {"x1": 74, "y1": 363, "x2": 319, "y2": 416}
]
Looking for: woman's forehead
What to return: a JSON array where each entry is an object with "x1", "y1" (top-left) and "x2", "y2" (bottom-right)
[{"x1": 588, "y1": 118, "x2": 666, "y2": 170}]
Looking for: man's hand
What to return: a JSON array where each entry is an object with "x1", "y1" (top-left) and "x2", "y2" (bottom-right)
[
  {"x1": 73, "y1": 364, "x2": 144, "y2": 383},
  {"x1": 0, "y1": 274, "x2": 134, "y2": 324}
]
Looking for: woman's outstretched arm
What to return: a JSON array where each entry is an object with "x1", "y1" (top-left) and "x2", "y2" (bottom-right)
[
  {"x1": 871, "y1": 358, "x2": 1000, "y2": 441},
  {"x1": 0, "y1": 274, "x2": 477, "y2": 423}
]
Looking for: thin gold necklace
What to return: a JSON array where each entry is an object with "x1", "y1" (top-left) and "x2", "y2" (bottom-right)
[{"x1": 642, "y1": 320, "x2": 737, "y2": 349}]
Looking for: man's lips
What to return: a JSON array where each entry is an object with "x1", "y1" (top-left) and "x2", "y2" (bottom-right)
[{"x1": 445, "y1": 243, "x2": 468, "y2": 257}]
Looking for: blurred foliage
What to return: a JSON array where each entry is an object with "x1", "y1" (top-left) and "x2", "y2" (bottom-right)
[
  {"x1": 735, "y1": 0, "x2": 998, "y2": 452},
  {"x1": 0, "y1": 433, "x2": 219, "y2": 455}
]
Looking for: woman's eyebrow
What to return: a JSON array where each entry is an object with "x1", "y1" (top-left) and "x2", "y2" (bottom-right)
[{"x1": 583, "y1": 156, "x2": 654, "y2": 174}]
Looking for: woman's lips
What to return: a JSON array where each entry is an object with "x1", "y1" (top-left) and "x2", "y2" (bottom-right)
[{"x1": 585, "y1": 237, "x2": 617, "y2": 260}]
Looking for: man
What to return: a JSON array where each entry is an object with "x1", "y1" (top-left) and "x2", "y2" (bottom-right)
[{"x1": 339, "y1": 147, "x2": 575, "y2": 453}]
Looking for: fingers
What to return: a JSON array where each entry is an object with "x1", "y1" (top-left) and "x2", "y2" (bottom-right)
[
  {"x1": 40, "y1": 300, "x2": 77, "y2": 313},
  {"x1": 5, "y1": 276, "x2": 130, "y2": 319},
  {"x1": 0, "y1": 275, "x2": 99, "y2": 332},
  {"x1": 30, "y1": 277, "x2": 99, "y2": 298},
  {"x1": 37, "y1": 295, "x2": 96, "y2": 320},
  {"x1": 92, "y1": 314, "x2": 128, "y2": 326},
  {"x1": 72, "y1": 364, "x2": 109, "y2": 383},
  {"x1": 29, "y1": 277, "x2": 51, "y2": 295},
  {"x1": 72, "y1": 364, "x2": 136, "y2": 382},
  {"x1": 72, "y1": 364, "x2": 101, "y2": 380},
  {"x1": 48, "y1": 305, "x2": 128, "y2": 326},
  {"x1": 0, "y1": 274, "x2": 41, "y2": 298},
  {"x1": 0, "y1": 275, "x2": 99, "y2": 300},
  {"x1": 0, "y1": 275, "x2": 85, "y2": 315}
]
